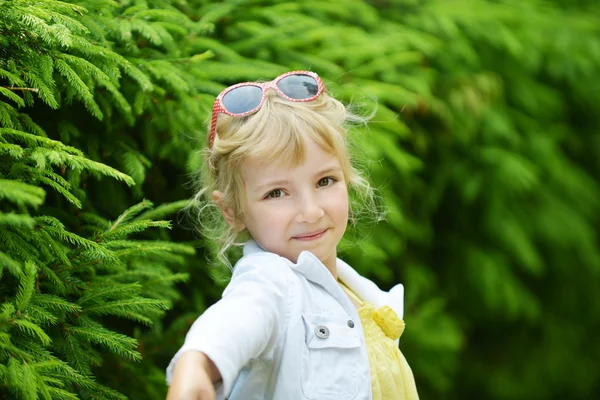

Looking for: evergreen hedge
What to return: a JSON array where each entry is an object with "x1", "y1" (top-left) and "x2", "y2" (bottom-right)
[{"x1": 1, "y1": 0, "x2": 599, "y2": 399}]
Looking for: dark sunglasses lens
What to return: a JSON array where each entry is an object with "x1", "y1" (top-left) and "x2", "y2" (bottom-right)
[
  {"x1": 222, "y1": 85, "x2": 263, "y2": 114},
  {"x1": 277, "y1": 74, "x2": 319, "y2": 99}
]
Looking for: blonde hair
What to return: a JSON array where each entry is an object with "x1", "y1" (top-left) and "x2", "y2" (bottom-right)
[{"x1": 190, "y1": 90, "x2": 380, "y2": 268}]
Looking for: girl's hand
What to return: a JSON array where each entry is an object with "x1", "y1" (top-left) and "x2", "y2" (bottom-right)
[{"x1": 167, "y1": 351, "x2": 221, "y2": 400}]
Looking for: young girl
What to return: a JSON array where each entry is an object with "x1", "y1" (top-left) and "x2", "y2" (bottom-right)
[{"x1": 166, "y1": 71, "x2": 419, "y2": 400}]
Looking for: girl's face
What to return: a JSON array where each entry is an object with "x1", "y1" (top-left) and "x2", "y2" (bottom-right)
[{"x1": 238, "y1": 137, "x2": 349, "y2": 274}]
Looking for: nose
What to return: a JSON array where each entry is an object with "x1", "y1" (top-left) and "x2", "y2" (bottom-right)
[{"x1": 295, "y1": 194, "x2": 325, "y2": 223}]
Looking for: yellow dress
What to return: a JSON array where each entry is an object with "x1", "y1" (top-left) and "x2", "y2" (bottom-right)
[{"x1": 339, "y1": 281, "x2": 419, "y2": 400}]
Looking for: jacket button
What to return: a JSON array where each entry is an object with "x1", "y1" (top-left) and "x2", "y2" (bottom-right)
[
  {"x1": 315, "y1": 325, "x2": 330, "y2": 339},
  {"x1": 347, "y1": 320, "x2": 355, "y2": 328}
]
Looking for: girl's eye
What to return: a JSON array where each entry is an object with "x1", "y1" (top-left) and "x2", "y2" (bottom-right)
[
  {"x1": 317, "y1": 177, "x2": 336, "y2": 187},
  {"x1": 266, "y1": 189, "x2": 285, "y2": 199}
]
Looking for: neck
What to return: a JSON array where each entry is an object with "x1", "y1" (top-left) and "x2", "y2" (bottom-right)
[{"x1": 321, "y1": 253, "x2": 337, "y2": 279}]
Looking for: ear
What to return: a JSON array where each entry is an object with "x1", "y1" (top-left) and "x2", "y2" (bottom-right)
[{"x1": 212, "y1": 191, "x2": 246, "y2": 232}]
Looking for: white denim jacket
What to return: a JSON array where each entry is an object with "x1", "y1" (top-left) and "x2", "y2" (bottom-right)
[{"x1": 166, "y1": 240, "x2": 404, "y2": 400}]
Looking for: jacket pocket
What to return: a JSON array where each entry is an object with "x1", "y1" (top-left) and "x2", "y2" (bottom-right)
[{"x1": 300, "y1": 312, "x2": 362, "y2": 400}]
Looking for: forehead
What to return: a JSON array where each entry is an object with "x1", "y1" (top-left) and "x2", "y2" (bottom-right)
[{"x1": 241, "y1": 139, "x2": 341, "y2": 185}]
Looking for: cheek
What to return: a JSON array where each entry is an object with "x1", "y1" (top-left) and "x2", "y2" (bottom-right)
[
  {"x1": 326, "y1": 186, "x2": 350, "y2": 220},
  {"x1": 245, "y1": 203, "x2": 290, "y2": 234}
]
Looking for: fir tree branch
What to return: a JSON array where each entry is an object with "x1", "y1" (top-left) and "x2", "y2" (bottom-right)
[
  {"x1": 78, "y1": 381, "x2": 127, "y2": 400},
  {"x1": 83, "y1": 297, "x2": 169, "y2": 325},
  {"x1": 45, "y1": 386, "x2": 79, "y2": 400},
  {"x1": 98, "y1": 220, "x2": 172, "y2": 242},
  {"x1": 25, "y1": 304, "x2": 59, "y2": 326},
  {"x1": 0, "y1": 142, "x2": 25, "y2": 159},
  {"x1": 15, "y1": 260, "x2": 37, "y2": 312},
  {"x1": 137, "y1": 199, "x2": 190, "y2": 221},
  {"x1": 13, "y1": 319, "x2": 52, "y2": 346},
  {"x1": 38, "y1": 265, "x2": 67, "y2": 295},
  {"x1": 66, "y1": 324, "x2": 140, "y2": 361},
  {"x1": 32, "y1": 294, "x2": 82, "y2": 314},
  {"x1": 0, "y1": 179, "x2": 46, "y2": 207},
  {"x1": 0, "y1": 230, "x2": 43, "y2": 266},
  {"x1": 0, "y1": 68, "x2": 26, "y2": 87},
  {"x1": 0, "y1": 87, "x2": 26, "y2": 108},
  {"x1": 57, "y1": 332, "x2": 92, "y2": 376},
  {"x1": 0, "y1": 213, "x2": 35, "y2": 229},
  {"x1": 76, "y1": 282, "x2": 142, "y2": 307},
  {"x1": 34, "y1": 359, "x2": 91, "y2": 387},
  {"x1": 0, "y1": 251, "x2": 22, "y2": 277},
  {"x1": 54, "y1": 59, "x2": 103, "y2": 119},
  {"x1": 22, "y1": 70, "x2": 59, "y2": 109},
  {"x1": 0, "y1": 128, "x2": 83, "y2": 155},
  {"x1": 35, "y1": 216, "x2": 119, "y2": 263},
  {"x1": 109, "y1": 199, "x2": 154, "y2": 229},
  {"x1": 0, "y1": 102, "x2": 17, "y2": 128},
  {"x1": 27, "y1": 169, "x2": 83, "y2": 208},
  {"x1": 1, "y1": 86, "x2": 39, "y2": 93},
  {"x1": 6, "y1": 358, "x2": 37, "y2": 400},
  {"x1": 78, "y1": 212, "x2": 110, "y2": 230},
  {"x1": 105, "y1": 240, "x2": 195, "y2": 255}
]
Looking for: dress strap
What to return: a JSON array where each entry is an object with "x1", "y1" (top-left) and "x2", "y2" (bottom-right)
[{"x1": 338, "y1": 280, "x2": 364, "y2": 306}]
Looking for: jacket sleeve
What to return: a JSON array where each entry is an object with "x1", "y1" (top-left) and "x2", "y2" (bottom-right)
[{"x1": 166, "y1": 253, "x2": 292, "y2": 398}]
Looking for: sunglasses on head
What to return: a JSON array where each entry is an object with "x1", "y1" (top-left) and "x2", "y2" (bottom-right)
[{"x1": 208, "y1": 70, "x2": 326, "y2": 148}]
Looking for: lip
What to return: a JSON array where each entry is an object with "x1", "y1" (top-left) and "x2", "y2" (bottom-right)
[{"x1": 293, "y1": 229, "x2": 329, "y2": 241}]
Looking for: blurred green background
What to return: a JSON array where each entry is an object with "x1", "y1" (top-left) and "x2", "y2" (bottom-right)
[{"x1": 1, "y1": 0, "x2": 599, "y2": 399}]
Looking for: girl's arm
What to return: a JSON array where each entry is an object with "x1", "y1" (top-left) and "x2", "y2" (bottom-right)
[
  {"x1": 166, "y1": 254, "x2": 292, "y2": 398},
  {"x1": 166, "y1": 351, "x2": 221, "y2": 400}
]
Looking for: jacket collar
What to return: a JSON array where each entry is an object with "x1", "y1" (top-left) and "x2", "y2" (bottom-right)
[
  {"x1": 243, "y1": 240, "x2": 352, "y2": 313},
  {"x1": 242, "y1": 239, "x2": 404, "y2": 319}
]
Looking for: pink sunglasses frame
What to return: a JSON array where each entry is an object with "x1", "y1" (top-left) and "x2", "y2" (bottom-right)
[{"x1": 208, "y1": 70, "x2": 326, "y2": 148}]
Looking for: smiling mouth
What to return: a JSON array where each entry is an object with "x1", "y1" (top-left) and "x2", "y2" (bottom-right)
[{"x1": 293, "y1": 229, "x2": 328, "y2": 241}]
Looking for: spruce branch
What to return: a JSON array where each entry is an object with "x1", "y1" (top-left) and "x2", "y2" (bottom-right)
[
  {"x1": 20, "y1": 165, "x2": 82, "y2": 208},
  {"x1": 0, "y1": 213, "x2": 35, "y2": 229},
  {"x1": 66, "y1": 324, "x2": 141, "y2": 361},
  {"x1": 137, "y1": 199, "x2": 189, "y2": 221},
  {"x1": 32, "y1": 294, "x2": 82, "y2": 315},
  {"x1": 45, "y1": 386, "x2": 79, "y2": 400},
  {"x1": 1, "y1": 86, "x2": 39, "y2": 93},
  {"x1": 0, "y1": 230, "x2": 45, "y2": 273},
  {"x1": 0, "y1": 179, "x2": 46, "y2": 208},
  {"x1": 54, "y1": 59, "x2": 103, "y2": 119},
  {"x1": 121, "y1": 149, "x2": 151, "y2": 185},
  {"x1": 25, "y1": 304, "x2": 59, "y2": 326},
  {"x1": 58, "y1": 53, "x2": 133, "y2": 118},
  {"x1": 76, "y1": 282, "x2": 143, "y2": 307},
  {"x1": 83, "y1": 297, "x2": 169, "y2": 325},
  {"x1": 0, "y1": 128, "x2": 83, "y2": 155},
  {"x1": 38, "y1": 265, "x2": 67, "y2": 295},
  {"x1": 34, "y1": 359, "x2": 92, "y2": 389},
  {"x1": 109, "y1": 199, "x2": 154, "y2": 229},
  {"x1": 6, "y1": 358, "x2": 37, "y2": 400},
  {"x1": 13, "y1": 319, "x2": 52, "y2": 346},
  {"x1": 15, "y1": 260, "x2": 37, "y2": 312},
  {"x1": 0, "y1": 142, "x2": 25, "y2": 159},
  {"x1": 0, "y1": 87, "x2": 26, "y2": 107},
  {"x1": 98, "y1": 220, "x2": 172, "y2": 242},
  {"x1": 78, "y1": 212, "x2": 110, "y2": 230},
  {"x1": 105, "y1": 240, "x2": 195, "y2": 255},
  {"x1": 21, "y1": 147, "x2": 135, "y2": 186},
  {"x1": 0, "y1": 101, "x2": 19, "y2": 128},
  {"x1": 58, "y1": 332, "x2": 92, "y2": 376},
  {"x1": 19, "y1": 114, "x2": 48, "y2": 137},
  {"x1": 22, "y1": 71, "x2": 59, "y2": 109},
  {"x1": 0, "y1": 69, "x2": 26, "y2": 87},
  {"x1": 78, "y1": 381, "x2": 127, "y2": 400},
  {"x1": 0, "y1": 251, "x2": 22, "y2": 277}
]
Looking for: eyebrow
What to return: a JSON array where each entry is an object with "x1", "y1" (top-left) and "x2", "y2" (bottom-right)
[{"x1": 254, "y1": 166, "x2": 342, "y2": 194}]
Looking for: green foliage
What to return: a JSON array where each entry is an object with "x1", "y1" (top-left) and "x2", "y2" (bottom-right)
[{"x1": 1, "y1": 0, "x2": 599, "y2": 399}]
